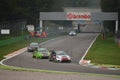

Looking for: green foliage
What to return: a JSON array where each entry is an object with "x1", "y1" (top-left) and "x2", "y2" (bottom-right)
[
  {"x1": 0, "y1": 0, "x2": 54, "y2": 24},
  {"x1": 103, "y1": 21, "x2": 116, "y2": 33},
  {"x1": 100, "y1": 0, "x2": 117, "y2": 12},
  {"x1": 100, "y1": 0, "x2": 120, "y2": 33},
  {"x1": 51, "y1": 0, "x2": 100, "y2": 11},
  {"x1": 0, "y1": 0, "x2": 100, "y2": 23}
]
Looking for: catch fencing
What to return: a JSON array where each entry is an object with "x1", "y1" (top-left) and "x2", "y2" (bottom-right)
[{"x1": 0, "y1": 20, "x2": 27, "y2": 37}]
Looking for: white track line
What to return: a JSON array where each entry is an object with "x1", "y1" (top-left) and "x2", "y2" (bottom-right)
[
  {"x1": 0, "y1": 47, "x2": 27, "y2": 66},
  {"x1": 79, "y1": 34, "x2": 99, "y2": 64}
]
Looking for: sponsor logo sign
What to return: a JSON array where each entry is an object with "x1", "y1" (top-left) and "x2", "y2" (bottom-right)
[
  {"x1": 1, "y1": 29, "x2": 10, "y2": 34},
  {"x1": 26, "y1": 25, "x2": 34, "y2": 31},
  {"x1": 67, "y1": 12, "x2": 91, "y2": 20}
]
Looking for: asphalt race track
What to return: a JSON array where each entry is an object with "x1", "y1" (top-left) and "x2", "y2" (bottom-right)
[{"x1": 3, "y1": 24, "x2": 120, "y2": 75}]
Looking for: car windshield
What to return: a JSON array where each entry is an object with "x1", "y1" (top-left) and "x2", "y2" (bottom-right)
[
  {"x1": 38, "y1": 49, "x2": 48, "y2": 52},
  {"x1": 56, "y1": 51, "x2": 67, "y2": 55},
  {"x1": 30, "y1": 43, "x2": 39, "y2": 47},
  {"x1": 70, "y1": 31, "x2": 75, "y2": 33}
]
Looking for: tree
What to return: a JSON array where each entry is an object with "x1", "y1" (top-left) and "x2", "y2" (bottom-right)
[
  {"x1": 0, "y1": 0, "x2": 54, "y2": 25},
  {"x1": 100, "y1": 0, "x2": 120, "y2": 34},
  {"x1": 0, "y1": 0, "x2": 100, "y2": 25}
]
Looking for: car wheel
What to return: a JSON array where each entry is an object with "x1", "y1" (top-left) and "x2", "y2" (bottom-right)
[
  {"x1": 68, "y1": 60, "x2": 71, "y2": 63},
  {"x1": 49, "y1": 57, "x2": 52, "y2": 61},
  {"x1": 57, "y1": 60, "x2": 61, "y2": 63},
  {"x1": 54, "y1": 59, "x2": 58, "y2": 63},
  {"x1": 49, "y1": 59, "x2": 52, "y2": 61},
  {"x1": 27, "y1": 49, "x2": 30, "y2": 52}
]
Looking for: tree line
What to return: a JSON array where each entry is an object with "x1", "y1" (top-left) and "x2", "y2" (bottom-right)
[
  {"x1": 0, "y1": 0, "x2": 100, "y2": 25},
  {"x1": 0, "y1": 0, "x2": 54, "y2": 25},
  {"x1": 100, "y1": 0, "x2": 120, "y2": 34}
]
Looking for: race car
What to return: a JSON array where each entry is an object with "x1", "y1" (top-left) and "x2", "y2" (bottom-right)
[
  {"x1": 32, "y1": 48, "x2": 50, "y2": 59},
  {"x1": 27, "y1": 42, "x2": 40, "y2": 52},
  {"x1": 49, "y1": 50, "x2": 71, "y2": 63},
  {"x1": 69, "y1": 31, "x2": 77, "y2": 36}
]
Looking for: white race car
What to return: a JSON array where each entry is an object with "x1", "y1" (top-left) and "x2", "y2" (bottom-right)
[
  {"x1": 69, "y1": 31, "x2": 77, "y2": 36},
  {"x1": 27, "y1": 42, "x2": 39, "y2": 52},
  {"x1": 49, "y1": 51, "x2": 71, "y2": 63}
]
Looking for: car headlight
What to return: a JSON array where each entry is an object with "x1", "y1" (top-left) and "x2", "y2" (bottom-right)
[
  {"x1": 67, "y1": 56, "x2": 71, "y2": 60},
  {"x1": 56, "y1": 56, "x2": 62, "y2": 60},
  {"x1": 73, "y1": 33, "x2": 76, "y2": 34}
]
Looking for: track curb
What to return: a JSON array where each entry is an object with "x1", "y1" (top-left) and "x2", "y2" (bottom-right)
[{"x1": 79, "y1": 62, "x2": 120, "y2": 71}]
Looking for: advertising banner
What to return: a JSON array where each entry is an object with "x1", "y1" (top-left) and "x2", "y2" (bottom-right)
[
  {"x1": 1, "y1": 29, "x2": 10, "y2": 34},
  {"x1": 66, "y1": 12, "x2": 91, "y2": 20},
  {"x1": 26, "y1": 25, "x2": 34, "y2": 31}
]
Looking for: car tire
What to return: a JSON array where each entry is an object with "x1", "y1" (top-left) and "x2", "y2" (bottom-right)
[
  {"x1": 27, "y1": 49, "x2": 30, "y2": 52},
  {"x1": 57, "y1": 60, "x2": 61, "y2": 63},
  {"x1": 54, "y1": 59, "x2": 58, "y2": 63},
  {"x1": 68, "y1": 60, "x2": 71, "y2": 63},
  {"x1": 49, "y1": 57, "x2": 52, "y2": 61}
]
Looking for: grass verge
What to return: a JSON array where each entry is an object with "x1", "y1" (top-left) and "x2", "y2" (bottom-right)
[
  {"x1": 85, "y1": 36, "x2": 120, "y2": 66},
  {"x1": 0, "y1": 65, "x2": 120, "y2": 78},
  {"x1": 0, "y1": 35, "x2": 61, "y2": 60}
]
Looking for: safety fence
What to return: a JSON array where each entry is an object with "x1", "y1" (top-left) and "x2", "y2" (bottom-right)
[
  {"x1": 0, "y1": 20, "x2": 27, "y2": 37},
  {"x1": 0, "y1": 35, "x2": 26, "y2": 47}
]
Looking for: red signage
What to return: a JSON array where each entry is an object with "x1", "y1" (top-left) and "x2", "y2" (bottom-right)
[{"x1": 67, "y1": 12, "x2": 91, "y2": 20}]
